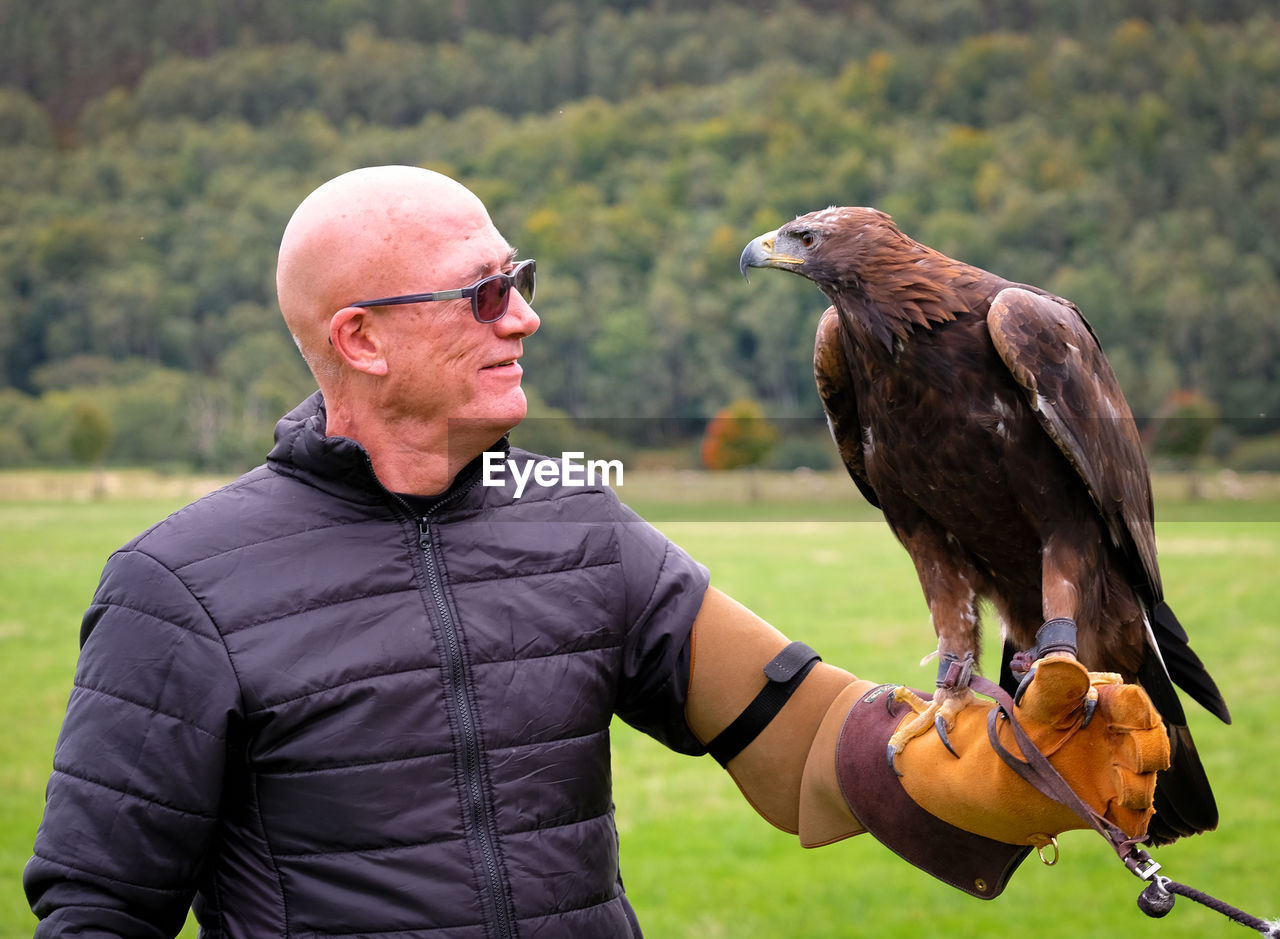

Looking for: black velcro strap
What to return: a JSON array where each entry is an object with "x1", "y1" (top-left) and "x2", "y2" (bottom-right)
[{"x1": 705, "y1": 641, "x2": 821, "y2": 767}]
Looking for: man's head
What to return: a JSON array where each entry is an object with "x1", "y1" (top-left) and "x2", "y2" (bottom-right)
[{"x1": 276, "y1": 166, "x2": 539, "y2": 470}]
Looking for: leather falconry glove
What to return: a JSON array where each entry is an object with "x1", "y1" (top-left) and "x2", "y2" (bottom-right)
[
  {"x1": 798, "y1": 653, "x2": 1171, "y2": 897},
  {"x1": 684, "y1": 589, "x2": 1170, "y2": 899}
]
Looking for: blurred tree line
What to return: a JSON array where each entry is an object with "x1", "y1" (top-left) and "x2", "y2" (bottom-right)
[{"x1": 1, "y1": 0, "x2": 1278, "y2": 470}]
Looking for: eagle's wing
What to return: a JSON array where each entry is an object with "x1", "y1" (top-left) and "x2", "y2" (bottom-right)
[
  {"x1": 986, "y1": 286, "x2": 1161, "y2": 603},
  {"x1": 814, "y1": 306, "x2": 880, "y2": 509}
]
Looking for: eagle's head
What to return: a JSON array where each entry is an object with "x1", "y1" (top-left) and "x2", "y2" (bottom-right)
[
  {"x1": 740, "y1": 206, "x2": 974, "y2": 350},
  {"x1": 738, "y1": 206, "x2": 909, "y2": 296}
]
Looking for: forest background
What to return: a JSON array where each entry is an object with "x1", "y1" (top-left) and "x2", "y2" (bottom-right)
[{"x1": 2, "y1": 0, "x2": 1279, "y2": 473}]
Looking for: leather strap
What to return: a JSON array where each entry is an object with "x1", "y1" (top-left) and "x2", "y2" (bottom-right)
[
  {"x1": 706, "y1": 641, "x2": 821, "y2": 767},
  {"x1": 1034, "y1": 618, "x2": 1079, "y2": 658}
]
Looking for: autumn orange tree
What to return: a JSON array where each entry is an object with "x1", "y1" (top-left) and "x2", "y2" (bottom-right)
[{"x1": 700, "y1": 399, "x2": 777, "y2": 471}]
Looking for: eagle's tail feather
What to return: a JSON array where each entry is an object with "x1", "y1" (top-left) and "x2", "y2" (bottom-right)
[
  {"x1": 1136, "y1": 636, "x2": 1220, "y2": 845},
  {"x1": 1145, "y1": 721, "x2": 1219, "y2": 846},
  {"x1": 1151, "y1": 601, "x2": 1231, "y2": 725}
]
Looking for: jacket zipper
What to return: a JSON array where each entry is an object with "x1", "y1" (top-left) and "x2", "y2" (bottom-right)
[{"x1": 417, "y1": 514, "x2": 516, "y2": 939}]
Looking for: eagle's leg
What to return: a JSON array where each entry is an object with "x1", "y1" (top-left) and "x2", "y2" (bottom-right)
[
  {"x1": 1034, "y1": 532, "x2": 1090, "y2": 712},
  {"x1": 885, "y1": 536, "x2": 986, "y2": 770},
  {"x1": 932, "y1": 650, "x2": 977, "y2": 755},
  {"x1": 1010, "y1": 616, "x2": 1120, "y2": 726},
  {"x1": 885, "y1": 687, "x2": 939, "y2": 774},
  {"x1": 1040, "y1": 531, "x2": 1086, "y2": 650},
  {"x1": 886, "y1": 649, "x2": 978, "y2": 773}
]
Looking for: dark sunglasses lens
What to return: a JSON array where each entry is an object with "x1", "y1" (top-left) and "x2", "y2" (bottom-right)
[
  {"x1": 474, "y1": 262, "x2": 536, "y2": 322},
  {"x1": 515, "y1": 261, "x2": 536, "y2": 303},
  {"x1": 475, "y1": 275, "x2": 511, "y2": 323}
]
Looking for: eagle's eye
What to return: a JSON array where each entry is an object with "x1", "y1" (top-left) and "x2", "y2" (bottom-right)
[{"x1": 798, "y1": 231, "x2": 816, "y2": 248}]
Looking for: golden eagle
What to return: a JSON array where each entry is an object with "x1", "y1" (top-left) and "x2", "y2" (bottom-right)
[{"x1": 741, "y1": 207, "x2": 1229, "y2": 845}]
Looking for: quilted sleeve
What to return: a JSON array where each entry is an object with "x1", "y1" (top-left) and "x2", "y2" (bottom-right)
[
  {"x1": 24, "y1": 546, "x2": 241, "y2": 937},
  {"x1": 612, "y1": 501, "x2": 710, "y2": 754}
]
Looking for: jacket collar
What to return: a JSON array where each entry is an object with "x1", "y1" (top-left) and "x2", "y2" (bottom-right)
[{"x1": 267, "y1": 391, "x2": 508, "y2": 512}]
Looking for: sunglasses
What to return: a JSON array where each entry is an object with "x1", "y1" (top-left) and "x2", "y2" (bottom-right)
[{"x1": 350, "y1": 258, "x2": 536, "y2": 324}]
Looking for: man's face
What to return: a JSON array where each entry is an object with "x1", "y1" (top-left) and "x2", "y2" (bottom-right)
[{"x1": 372, "y1": 212, "x2": 540, "y2": 448}]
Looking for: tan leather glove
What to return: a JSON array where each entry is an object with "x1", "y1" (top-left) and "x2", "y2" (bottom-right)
[
  {"x1": 892, "y1": 655, "x2": 1170, "y2": 846},
  {"x1": 799, "y1": 654, "x2": 1170, "y2": 898},
  {"x1": 683, "y1": 589, "x2": 1170, "y2": 898}
]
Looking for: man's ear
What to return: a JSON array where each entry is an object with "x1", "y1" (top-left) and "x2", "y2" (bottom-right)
[{"x1": 329, "y1": 307, "x2": 389, "y2": 376}]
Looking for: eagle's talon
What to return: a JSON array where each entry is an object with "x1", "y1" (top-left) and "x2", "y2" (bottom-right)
[
  {"x1": 1008, "y1": 649, "x2": 1037, "y2": 680},
  {"x1": 883, "y1": 686, "x2": 901, "y2": 715},
  {"x1": 886, "y1": 685, "x2": 974, "y2": 768},
  {"x1": 890, "y1": 684, "x2": 932, "y2": 715},
  {"x1": 887, "y1": 743, "x2": 903, "y2": 777},
  {"x1": 1081, "y1": 693, "x2": 1098, "y2": 728},
  {"x1": 1080, "y1": 684, "x2": 1103, "y2": 728},
  {"x1": 935, "y1": 712, "x2": 959, "y2": 758},
  {"x1": 886, "y1": 696, "x2": 940, "y2": 770}
]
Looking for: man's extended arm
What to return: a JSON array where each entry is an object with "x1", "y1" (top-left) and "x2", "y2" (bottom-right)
[{"x1": 684, "y1": 587, "x2": 1168, "y2": 895}]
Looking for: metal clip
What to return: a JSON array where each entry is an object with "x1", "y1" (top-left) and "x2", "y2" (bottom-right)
[{"x1": 1127, "y1": 853, "x2": 1163, "y2": 881}]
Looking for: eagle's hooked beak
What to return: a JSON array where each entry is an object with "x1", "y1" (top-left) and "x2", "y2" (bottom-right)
[{"x1": 739, "y1": 229, "x2": 805, "y2": 282}]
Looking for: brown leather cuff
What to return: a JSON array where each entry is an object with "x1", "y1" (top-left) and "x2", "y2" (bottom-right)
[{"x1": 835, "y1": 684, "x2": 1031, "y2": 899}]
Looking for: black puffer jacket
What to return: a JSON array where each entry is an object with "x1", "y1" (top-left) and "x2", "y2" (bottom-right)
[{"x1": 26, "y1": 392, "x2": 710, "y2": 938}]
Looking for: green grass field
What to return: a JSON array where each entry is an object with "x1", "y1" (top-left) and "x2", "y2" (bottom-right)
[{"x1": 2, "y1": 470, "x2": 1277, "y2": 936}]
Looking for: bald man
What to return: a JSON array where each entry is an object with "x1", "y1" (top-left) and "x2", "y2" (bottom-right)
[
  {"x1": 27, "y1": 167, "x2": 1169, "y2": 937},
  {"x1": 276, "y1": 167, "x2": 537, "y2": 492}
]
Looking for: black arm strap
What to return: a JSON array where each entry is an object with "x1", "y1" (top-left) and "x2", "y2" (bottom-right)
[{"x1": 705, "y1": 641, "x2": 821, "y2": 767}]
